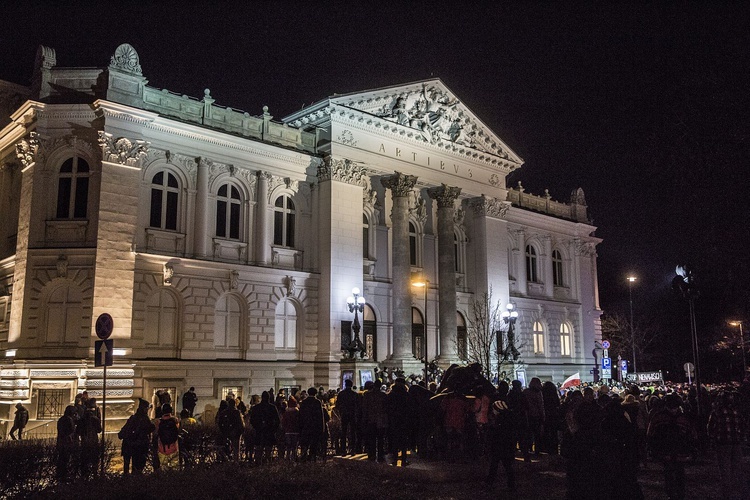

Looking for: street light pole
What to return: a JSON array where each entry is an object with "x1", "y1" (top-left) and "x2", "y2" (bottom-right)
[
  {"x1": 729, "y1": 321, "x2": 746, "y2": 378},
  {"x1": 673, "y1": 265, "x2": 702, "y2": 416},
  {"x1": 627, "y1": 276, "x2": 637, "y2": 375},
  {"x1": 501, "y1": 303, "x2": 519, "y2": 384},
  {"x1": 411, "y1": 275, "x2": 429, "y2": 383},
  {"x1": 345, "y1": 287, "x2": 366, "y2": 359}
]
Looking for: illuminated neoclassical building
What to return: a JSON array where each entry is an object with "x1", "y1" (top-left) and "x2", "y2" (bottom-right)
[{"x1": 0, "y1": 44, "x2": 601, "y2": 432}]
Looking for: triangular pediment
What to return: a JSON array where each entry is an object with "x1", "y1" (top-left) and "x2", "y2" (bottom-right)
[{"x1": 284, "y1": 79, "x2": 523, "y2": 165}]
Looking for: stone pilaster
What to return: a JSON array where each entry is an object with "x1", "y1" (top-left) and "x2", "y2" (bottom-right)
[
  {"x1": 193, "y1": 157, "x2": 209, "y2": 258},
  {"x1": 381, "y1": 172, "x2": 418, "y2": 360},
  {"x1": 256, "y1": 171, "x2": 271, "y2": 265},
  {"x1": 427, "y1": 184, "x2": 461, "y2": 363},
  {"x1": 467, "y1": 195, "x2": 511, "y2": 306},
  {"x1": 542, "y1": 235, "x2": 554, "y2": 297}
]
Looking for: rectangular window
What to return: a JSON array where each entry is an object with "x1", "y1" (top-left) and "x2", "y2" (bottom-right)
[
  {"x1": 409, "y1": 235, "x2": 417, "y2": 266},
  {"x1": 274, "y1": 211, "x2": 283, "y2": 245},
  {"x1": 36, "y1": 388, "x2": 67, "y2": 419},
  {"x1": 73, "y1": 177, "x2": 88, "y2": 218},
  {"x1": 533, "y1": 333, "x2": 544, "y2": 354},
  {"x1": 216, "y1": 200, "x2": 227, "y2": 237},
  {"x1": 363, "y1": 227, "x2": 369, "y2": 258},
  {"x1": 561, "y1": 334, "x2": 571, "y2": 356},
  {"x1": 165, "y1": 191, "x2": 178, "y2": 230},
  {"x1": 221, "y1": 386, "x2": 243, "y2": 400},
  {"x1": 230, "y1": 203, "x2": 240, "y2": 239},
  {"x1": 286, "y1": 213, "x2": 295, "y2": 247},
  {"x1": 150, "y1": 189, "x2": 163, "y2": 228},
  {"x1": 57, "y1": 178, "x2": 72, "y2": 218}
]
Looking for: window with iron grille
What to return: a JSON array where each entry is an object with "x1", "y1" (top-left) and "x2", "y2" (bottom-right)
[
  {"x1": 221, "y1": 386, "x2": 243, "y2": 400},
  {"x1": 37, "y1": 389, "x2": 67, "y2": 419}
]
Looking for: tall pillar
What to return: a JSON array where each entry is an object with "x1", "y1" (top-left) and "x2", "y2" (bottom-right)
[
  {"x1": 193, "y1": 157, "x2": 209, "y2": 258},
  {"x1": 542, "y1": 235, "x2": 554, "y2": 297},
  {"x1": 427, "y1": 184, "x2": 461, "y2": 362},
  {"x1": 256, "y1": 171, "x2": 271, "y2": 265},
  {"x1": 381, "y1": 172, "x2": 418, "y2": 360}
]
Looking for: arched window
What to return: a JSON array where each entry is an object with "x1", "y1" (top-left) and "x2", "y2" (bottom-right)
[
  {"x1": 144, "y1": 290, "x2": 178, "y2": 348},
  {"x1": 150, "y1": 171, "x2": 179, "y2": 230},
  {"x1": 411, "y1": 307, "x2": 424, "y2": 359},
  {"x1": 273, "y1": 195, "x2": 295, "y2": 247},
  {"x1": 525, "y1": 245, "x2": 538, "y2": 283},
  {"x1": 457, "y1": 312, "x2": 467, "y2": 361},
  {"x1": 363, "y1": 304, "x2": 377, "y2": 361},
  {"x1": 552, "y1": 250, "x2": 564, "y2": 286},
  {"x1": 560, "y1": 322, "x2": 572, "y2": 356},
  {"x1": 56, "y1": 157, "x2": 89, "y2": 219},
  {"x1": 409, "y1": 222, "x2": 418, "y2": 266},
  {"x1": 215, "y1": 295, "x2": 242, "y2": 349},
  {"x1": 45, "y1": 284, "x2": 82, "y2": 344},
  {"x1": 363, "y1": 214, "x2": 370, "y2": 259},
  {"x1": 274, "y1": 299, "x2": 297, "y2": 349},
  {"x1": 216, "y1": 184, "x2": 242, "y2": 239},
  {"x1": 533, "y1": 320, "x2": 545, "y2": 354}
]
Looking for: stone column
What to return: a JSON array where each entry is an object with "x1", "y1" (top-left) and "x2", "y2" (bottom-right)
[
  {"x1": 381, "y1": 172, "x2": 418, "y2": 360},
  {"x1": 427, "y1": 184, "x2": 461, "y2": 362},
  {"x1": 542, "y1": 235, "x2": 554, "y2": 297},
  {"x1": 193, "y1": 157, "x2": 209, "y2": 258},
  {"x1": 256, "y1": 171, "x2": 270, "y2": 265}
]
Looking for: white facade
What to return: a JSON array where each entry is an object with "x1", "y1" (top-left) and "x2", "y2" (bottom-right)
[{"x1": 0, "y1": 44, "x2": 601, "y2": 431}]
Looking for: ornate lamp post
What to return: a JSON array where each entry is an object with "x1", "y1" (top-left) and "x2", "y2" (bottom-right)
[
  {"x1": 729, "y1": 321, "x2": 746, "y2": 378},
  {"x1": 411, "y1": 275, "x2": 429, "y2": 383},
  {"x1": 672, "y1": 265, "x2": 702, "y2": 414},
  {"x1": 627, "y1": 275, "x2": 638, "y2": 374},
  {"x1": 499, "y1": 303, "x2": 519, "y2": 382},
  {"x1": 345, "y1": 287, "x2": 366, "y2": 359}
]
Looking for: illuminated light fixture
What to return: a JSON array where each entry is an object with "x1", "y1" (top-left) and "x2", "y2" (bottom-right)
[
  {"x1": 5, "y1": 349, "x2": 17, "y2": 357},
  {"x1": 113, "y1": 349, "x2": 127, "y2": 356}
]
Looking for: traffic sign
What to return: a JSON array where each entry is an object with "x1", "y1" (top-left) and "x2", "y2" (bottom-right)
[
  {"x1": 602, "y1": 340, "x2": 610, "y2": 349},
  {"x1": 95, "y1": 339, "x2": 114, "y2": 367},
  {"x1": 602, "y1": 357, "x2": 612, "y2": 370},
  {"x1": 602, "y1": 368, "x2": 612, "y2": 379},
  {"x1": 95, "y1": 313, "x2": 114, "y2": 340},
  {"x1": 620, "y1": 359, "x2": 628, "y2": 372},
  {"x1": 683, "y1": 362, "x2": 695, "y2": 376}
]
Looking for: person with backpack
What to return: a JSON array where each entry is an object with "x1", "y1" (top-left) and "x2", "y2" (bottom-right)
[
  {"x1": 119, "y1": 399, "x2": 155, "y2": 474},
  {"x1": 647, "y1": 393, "x2": 697, "y2": 500},
  {"x1": 155, "y1": 403, "x2": 180, "y2": 469},
  {"x1": 182, "y1": 387, "x2": 197, "y2": 417},
  {"x1": 77, "y1": 398, "x2": 102, "y2": 479},
  {"x1": 485, "y1": 381, "x2": 516, "y2": 492},
  {"x1": 218, "y1": 398, "x2": 245, "y2": 461}
]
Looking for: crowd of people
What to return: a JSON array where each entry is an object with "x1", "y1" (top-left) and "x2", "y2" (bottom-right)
[{"x1": 47, "y1": 368, "x2": 749, "y2": 500}]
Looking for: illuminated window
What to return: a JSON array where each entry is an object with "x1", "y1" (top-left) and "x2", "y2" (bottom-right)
[
  {"x1": 275, "y1": 299, "x2": 297, "y2": 349},
  {"x1": 150, "y1": 171, "x2": 179, "y2": 230},
  {"x1": 216, "y1": 184, "x2": 241, "y2": 239},
  {"x1": 56, "y1": 157, "x2": 89, "y2": 219},
  {"x1": 552, "y1": 250, "x2": 564, "y2": 286},
  {"x1": 221, "y1": 386, "x2": 243, "y2": 400},
  {"x1": 533, "y1": 321, "x2": 545, "y2": 354},
  {"x1": 273, "y1": 195, "x2": 295, "y2": 247},
  {"x1": 560, "y1": 323, "x2": 572, "y2": 356},
  {"x1": 409, "y1": 222, "x2": 418, "y2": 266},
  {"x1": 412, "y1": 307, "x2": 424, "y2": 359},
  {"x1": 526, "y1": 245, "x2": 538, "y2": 282},
  {"x1": 215, "y1": 295, "x2": 242, "y2": 349}
]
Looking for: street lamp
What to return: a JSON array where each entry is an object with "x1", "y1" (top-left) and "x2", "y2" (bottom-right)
[
  {"x1": 411, "y1": 274, "x2": 429, "y2": 383},
  {"x1": 728, "y1": 321, "x2": 746, "y2": 378},
  {"x1": 672, "y1": 264, "x2": 702, "y2": 414},
  {"x1": 345, "y1": 287, "x2": 366, "y2": 359},
  {"x1": 499, "y1": 303, "x2": 519, "y2": 383},
  {"x1": 627, "y1": 276, "x2": 638, "y2": 375}
]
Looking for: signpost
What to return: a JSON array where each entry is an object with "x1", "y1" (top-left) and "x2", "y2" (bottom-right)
[
  {"x1": 94, "y1": 313, "x2": 113, "y2": 477},
  {"x1": 684, "y1": 362, "x2": 695, "y2": 385},
  {"x1": 601, "y1": 357, "x2": 612, "y2": 380}
]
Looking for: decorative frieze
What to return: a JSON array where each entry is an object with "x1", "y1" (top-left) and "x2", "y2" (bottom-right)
[
  {"x1": 574, "y1": 239, "x2": 597, "y2": 257},
  {"x1": 16, "y1": 132, "x2": 40, "y2": 168},
  {"x1": 29, "y1": 369, "x2": 78, "y2": 377},
  {"x1": 0, "y1": 369, "x2": 29, "y2": 378},
  {"x1": 85, "y1": 368, "x2": 135, "y2": 378},
  {"x1": 98, "y1": 131, "x2": 149, "y2": 167},
  {"x1": 468, "y1": 195, "x2": 510, "y2": 219},
  {"x1": 317, "y1": 157, "x2": 368, "y2": 187},
  {"x1": 85, "y1": 378, "x2": 133, "y2": 388}
]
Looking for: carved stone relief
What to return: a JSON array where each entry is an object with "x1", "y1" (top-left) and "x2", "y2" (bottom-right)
[
  {"x1": 468, "y1": 195, "x2": 509, "y2": 219},
  {"x1": 98, "y1": 132, "x2": 149, "y2": 167}
]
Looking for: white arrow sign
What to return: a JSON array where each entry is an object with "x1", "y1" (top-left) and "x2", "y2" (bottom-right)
[{"x1": 99, "y1": 341, "x2": 109, "y2": 366}]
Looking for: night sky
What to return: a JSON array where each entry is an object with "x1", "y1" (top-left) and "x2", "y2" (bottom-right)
[{"x1": 2, "y1": 2, "x2": 749, "y2": 378}]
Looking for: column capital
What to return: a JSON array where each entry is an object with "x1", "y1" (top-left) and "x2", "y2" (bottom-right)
[
  {"x1": 318, "y1": 157, "x2": 368, "y2": 187},
  {"x1": 381, "y1": 171, "x2": 417, "y2": 197},
  {"x1": 16, "y1": 132, "x2": 41, "y2": 169},
  {"x1": 468, "y1": 195, "x2": 510, "y2": 219},
  {"x1": 427, "y1": 184, "x2": 462, "y2": 208}
]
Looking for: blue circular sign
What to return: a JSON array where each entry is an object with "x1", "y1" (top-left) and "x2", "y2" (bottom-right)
[
  {"x1": 601, "y1": 340, "x2": 610, "y2": 349},
  {"x1": 95, "y1": 313, "x2": 114, "y2": 340}
]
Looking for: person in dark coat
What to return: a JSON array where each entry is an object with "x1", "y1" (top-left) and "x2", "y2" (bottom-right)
[
  {"x1": 521, "y1": 377, "x2": 545, "y2": 459},
  {"x1": 9, "y1": 403, "x2": 29, "y2": 440},
  {"x1": 181, "y1": 387, "x2": 197, "y2": 417},
  {"x1": 361, "y1": 379, "x2": 388, "y2": 462},
  {"x1": 119, "y1": 398, "x2": 156, "y2": 474},
  {"x1": 298, "y1": 387, "x2": 326, "y2": 461},
  {"x1": 249, "y1": 391, "x2": 280, "y2": 464},
  {"x1": 541, "y1": 381, "x2": 561, "y2": 454},
  {"x1": 486, "y1": 381, "x2": 516, "y2": 492},
  {"x1": 386, "y1": 378, "x2": 415, "y2": 465},
  {"x1": 56, "y1": 405, "x2": 78, "y2": 481},
  {"x1": 218, "y1": 398, "x2": 244, "y2": 461},
  {"x1": 336, "y1": 379, "x2": 358, "y2": 455},
  {"x1": 601, "y1": 396, "x2": 643, "y2": 499},
  {"x1": 77, "y1": 398, "x2": 102, "y2": 479}
]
